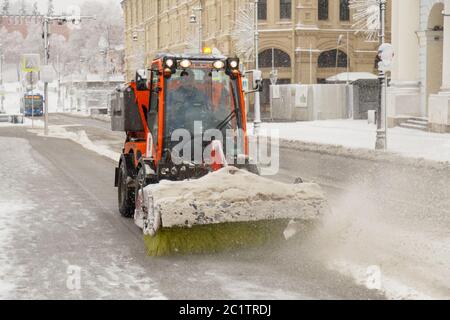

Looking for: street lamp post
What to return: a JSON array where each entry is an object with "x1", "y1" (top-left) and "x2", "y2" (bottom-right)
[
  {"x1": 56, "y1": 53, "x2": 62, "y2": 112},
  {"x1": 42, "y1": 14, "x2": 95, "y2": 135},
  {"x1": 99, "y1": 35, "x2": 110, "y2": 86},
  {"x1": 131, "y1": 28, "x2": 146, "y2": 72},
  {"x1": 253, "y1": 0, "x2": 261, "y2": 136},
  {"x1": 375, "y1": 0, "x2": 387, "y2": 150},
  {"x1": 43, "y1": 17, "x2": 49, "y2": 135},
  {"x1": 346, "y1": 31, "x2": 350, "y2": 85},
  {"x1": 190, "y1": 4, "x2": 203, "y2": 53},
  {"x1": 335, "y1": 34, "x2": 344, "y2": 84},
  {"x1": 0, "y1": 43, "x2": 4, "y2": 114}
]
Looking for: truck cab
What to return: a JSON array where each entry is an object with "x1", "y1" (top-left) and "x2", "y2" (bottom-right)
[{"x1": 111, "y1": 53, "x2": 259, "y2": 217}]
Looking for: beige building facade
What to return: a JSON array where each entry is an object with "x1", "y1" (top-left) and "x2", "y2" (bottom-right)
[
  {"x1": 388, "y1": 0, "x2": 450, "y2": 132},
  {"x1": 121, "y1": 1, "x2": 390, "y2": 92}
]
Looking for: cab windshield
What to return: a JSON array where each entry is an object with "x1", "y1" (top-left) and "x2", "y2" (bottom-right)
[{"x1": 164, "y1": 66, "x2": 243, "y2": 140}]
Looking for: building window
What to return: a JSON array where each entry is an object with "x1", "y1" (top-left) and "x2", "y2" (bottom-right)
[
  {"x1": 280, "y1": 0, "x2": 292, "y2": 20},
  {"x1": 259, "y1": 48, "x2": 291, "y2": 68},
  {"x1": 318, "y1": 0, "x2": 329, "y2": 21},
  {"x1": 340, "y1": 0, "x2": 350, "y2": 21},
  {"x1": 318, "y1": 49, "x2": 348, "y2": 68},
  {"x1": 258, "y1": 0, "x2": 267, "y2": 20}
]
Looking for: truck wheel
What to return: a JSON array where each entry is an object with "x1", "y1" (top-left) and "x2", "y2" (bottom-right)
[{"x1": 118, "y1": 159, "x2": 135, "y2": 218}]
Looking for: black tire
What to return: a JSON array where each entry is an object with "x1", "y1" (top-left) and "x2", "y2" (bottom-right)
[{"x1": 118, "y1": 157, "x2": 135, "y2": 218}]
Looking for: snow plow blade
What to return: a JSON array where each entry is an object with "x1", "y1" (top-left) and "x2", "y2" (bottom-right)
[{"x1": 139, "y1": 167, "x2": 329, "y2": 256}]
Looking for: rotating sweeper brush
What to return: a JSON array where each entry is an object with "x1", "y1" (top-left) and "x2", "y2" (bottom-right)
[
  {"x1": 112, "y1": 53, "x2": 330, "y2": 256},
  {"x1": 135, "y1": 166, "x2": 329, "y2": 256}
]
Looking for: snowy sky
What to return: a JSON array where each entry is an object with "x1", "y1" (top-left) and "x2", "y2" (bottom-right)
[{"x1": 33, "y1": 0, "x2": 122, "y2": 14}]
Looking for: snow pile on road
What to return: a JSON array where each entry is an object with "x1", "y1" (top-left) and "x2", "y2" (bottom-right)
[
  {"x1": 28, "y1": 125, "x2": 121, "y2": 162},
  {"x1": 145, "y1": 166, "x2": 329, "y2": 228},
  {"x1": 0, "y1": 117, "x2": 44, "y2": 128},
  {"x1": 249, "y1": 120, "x2": 450, "y2": 163}
]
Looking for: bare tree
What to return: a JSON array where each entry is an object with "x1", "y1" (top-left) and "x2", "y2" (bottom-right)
[
  {"x1": 349, "y1": 0, "x2": 380, "y2": 42},
  {"x1": 32, "y1": 1, "x2": 39, "y2": 16},
  {"x1": 19, "y1": 0, "x2": 27, "y2": 15},
  {"x1": 47, "y1": 0, "x2": 54, "y2": 16},
  {"x1": 232, "y1": 1, "x2": 255, "y2": 63},
  {"x1": 1, "y1": 0, "x2": 10, "y2": 15}
]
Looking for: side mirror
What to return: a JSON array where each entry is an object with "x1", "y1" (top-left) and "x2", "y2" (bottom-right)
[
  {"x1": 244, "y1": 70, "x2": 263, "y2": 94},
  {"x1": 135, "y1": 69, "x2": 148, "y2": 91}
]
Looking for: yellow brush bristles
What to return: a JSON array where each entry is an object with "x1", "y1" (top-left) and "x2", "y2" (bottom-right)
[{"x1": 143, "y1": 220, "x2": 290, "y2": 256}]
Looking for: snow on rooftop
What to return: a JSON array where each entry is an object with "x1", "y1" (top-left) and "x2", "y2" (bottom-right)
[{"x1": 326, "y1": 72, "x2": 378, "y2": 82}]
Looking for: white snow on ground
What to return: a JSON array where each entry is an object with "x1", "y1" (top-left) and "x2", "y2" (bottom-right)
[
  {"x1": 329, "y1": 261, "x2": 434, "y2": 300},
  {"x1": 249, "y1": 120, "x2": 450, "y2": 163},
  {"x1": 204, "y1": 271, "x2": 304, "y2": 300},
  {"x1": 0, "y1": 201, "x2": 34, "y2": 298},
  {"x1": 0, "y1": 136, "x2": 166, "y2": 299},
  {"x1": 28, "y1": 125, "x2": 121, "y2": 162},
  {"x1": 0, "y1": 138, "x2": 41, "y2": 298}
]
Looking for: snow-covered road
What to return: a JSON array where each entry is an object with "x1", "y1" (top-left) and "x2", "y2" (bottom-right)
[
  {"x1": 0, "y1": 114, "x2": 449, "y2": 299},
  {"x1": 0, "y1": 135, "x2": 165, "y2": 299}
]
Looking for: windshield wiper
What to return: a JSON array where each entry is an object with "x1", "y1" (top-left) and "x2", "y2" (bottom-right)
[{"x1": 216, "y1": 108, "x2": 237, "y2": 131}]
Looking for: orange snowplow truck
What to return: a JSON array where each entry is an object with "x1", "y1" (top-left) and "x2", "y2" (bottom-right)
[{"x1": 111, "y1": 53, "x2": 262, "y2": 218}]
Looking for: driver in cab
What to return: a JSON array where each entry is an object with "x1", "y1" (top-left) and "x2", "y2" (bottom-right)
[{"x1": 168, "y1": 71, "x2": 212, "y2": 131}]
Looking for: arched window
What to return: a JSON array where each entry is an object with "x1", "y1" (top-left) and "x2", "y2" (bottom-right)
[
  {"x1": 258, "y1": 48, "x2": 291, "y2": 68},
  {"x1": 318, "y1": 0, "x2": 329, "y2": 21},
  {"x1": 318, "y1": 49, "x2": 348, "y2": 68},
  {"x1": 340, "y1": 0, "x2": 350, "y2": 21}
]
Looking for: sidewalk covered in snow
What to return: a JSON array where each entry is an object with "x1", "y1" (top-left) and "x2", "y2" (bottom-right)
[{"x1": 250, "y1": 120, "x2": 450, "y2": 163}]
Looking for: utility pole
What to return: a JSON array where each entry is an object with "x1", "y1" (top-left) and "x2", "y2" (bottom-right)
[
  {"x1": 198, "y1": 3, "x2": 202, "y2": 53},
  {"x1": 253, "y1": 0, "x2": 261, "y2": 136},
  {"x1": 44, "y1": 17, "x2": 49, "y2": 135},
  {"x1": 0, "y1": 42, "x2": 4, "y2": 113},
  {"x1": 375, "y1": 0, "x2": 387, "y2": 150},
  {"x1": 335, "y1": 34, "x2": 344, "y2": 84},
  {"x1": 309, "y1": 42, "x2": 313, "y2": 84},
  {"x1": 42, "y1": 14, "x2": 95, "y2": 135},
  {"x1": 190, "y1": 2, "x2": 203, "y2": 53},
  {"x1": 56, "y1": 53, "x2": 62, "y2": 112},
  {"x1": 346, "y1": 30, "x2": 350, "y2": 85}
]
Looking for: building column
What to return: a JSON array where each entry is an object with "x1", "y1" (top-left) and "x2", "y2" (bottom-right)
[
  {"x1": 387, "y1": 0, "x2": 421, "y2": 126},
  {"x1": 441, "y1": 0, "x2": 450, "y2": 92},
  {"x1": 428, "y1": 0, "x2": 450, "y2": 133}
]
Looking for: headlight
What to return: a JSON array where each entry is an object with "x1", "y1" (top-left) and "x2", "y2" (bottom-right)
[
  {"x1": 213, "y1": 60, "x2": 225, "y2": 69},
  {"x1": 179, "y1": 59, "x2": 192, "y2": 69},
  {"x1": 229, "y1": 59, "x2": 239, "y2": 69},
  {"x1": 165, "y1": 58, "x2": 175, "y2": 68}
]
